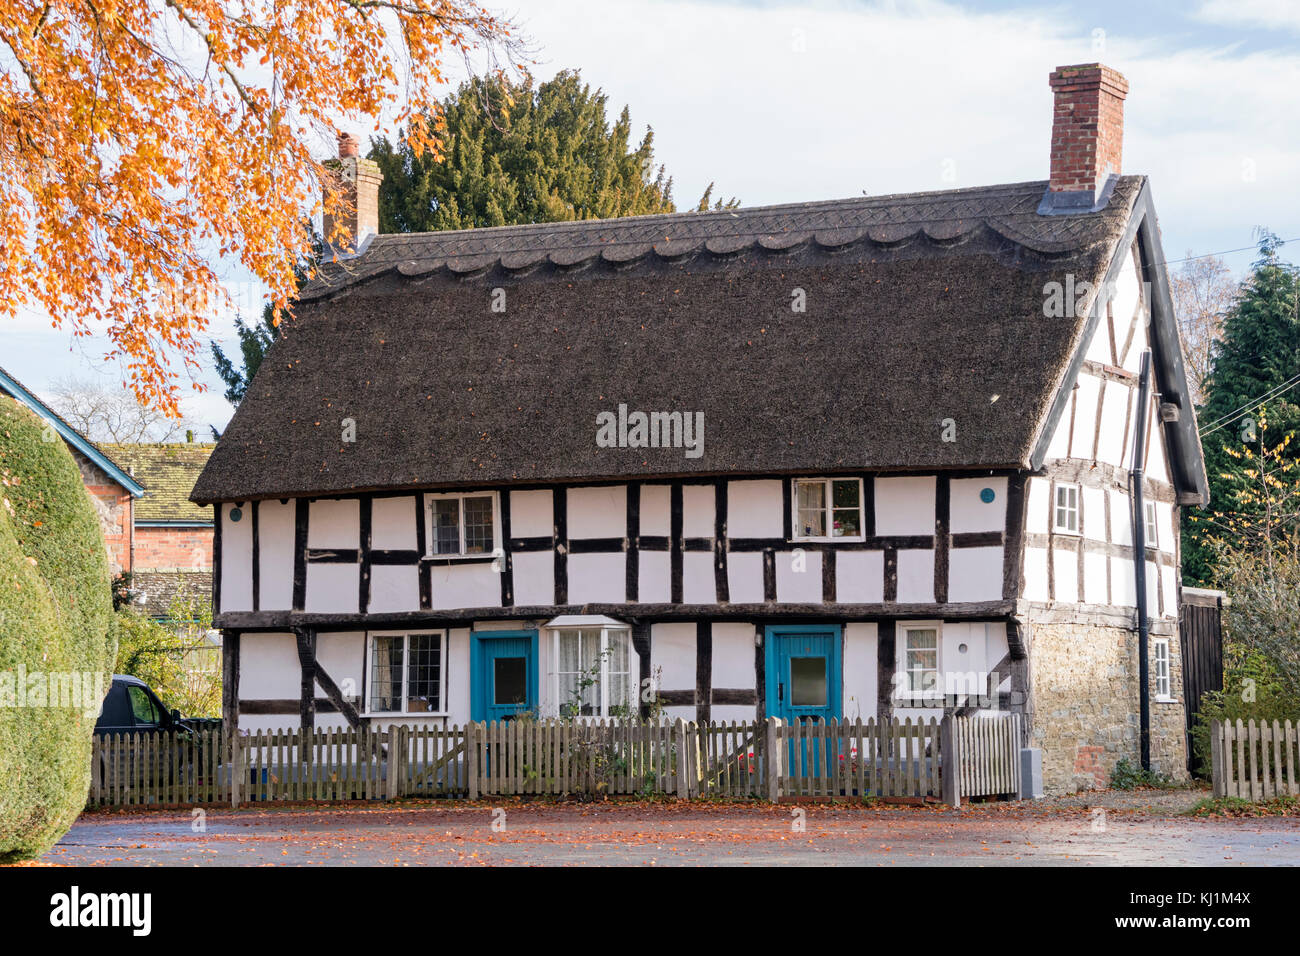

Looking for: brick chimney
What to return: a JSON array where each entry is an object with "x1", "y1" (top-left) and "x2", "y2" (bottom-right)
[
  {"x1": 322, "y1": 132, "x2": 383, "y2": 255},
  {"x1": 1041, "y1": 63, "x2": 1128, "y2": 214}
]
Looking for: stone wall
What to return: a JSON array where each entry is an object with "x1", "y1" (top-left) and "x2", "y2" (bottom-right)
[{"x1": 1026, "y1": 617, "x2": 1187, "y2": 793}]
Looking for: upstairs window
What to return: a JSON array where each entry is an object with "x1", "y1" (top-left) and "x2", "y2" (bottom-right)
[
  {"x1": 425, "y1": 492, "x2": 498, "y2": 557},
  {"x1": 1053, "y1": 483, "x2": 1080, "y2": 535},
  {"x1": 1144, "y1": 500, "x2": 1158, "y2": 547},
  {"x1": 793, "y1": 478, "x2": 864, "y2": 541}
]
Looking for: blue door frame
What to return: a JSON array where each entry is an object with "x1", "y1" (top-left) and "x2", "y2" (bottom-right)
[
  {"x1": 471, "y1": 630, "x2": 539, "y2": 722},
  {"x1": 764, "y1": 624, "x2": 843, "y2": 723},
  {"x1": 765, "y1": 625, "x2": 843, "y2": 776}
]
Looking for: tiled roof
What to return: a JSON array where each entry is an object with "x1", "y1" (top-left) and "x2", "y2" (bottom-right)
[
  {"x1": 102, "y1": 443, "x2": 215, "y2": 522},
  {"x1": 132, "y1": 570, "x2": 212, "y2": 618}
]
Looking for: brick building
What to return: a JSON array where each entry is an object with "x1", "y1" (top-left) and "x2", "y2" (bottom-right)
[
  {"x1": 0, "y1": 366, "x2": 215, "y2": 619},
  {"x1": 102, "y1": 442, "x2": 216, "y2": 618},
  {"x1": 0, "y1": 366, "x2": 144, "y2": 574}
]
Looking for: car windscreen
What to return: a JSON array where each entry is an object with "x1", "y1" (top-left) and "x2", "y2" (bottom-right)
[{"x1": 127, "y1": 685, "x2": 160, "y2": 726}]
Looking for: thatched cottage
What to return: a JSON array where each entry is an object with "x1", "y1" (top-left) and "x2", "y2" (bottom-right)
[{"x1": 193, "y1": 63, "x2": 1208, "y2": 793}]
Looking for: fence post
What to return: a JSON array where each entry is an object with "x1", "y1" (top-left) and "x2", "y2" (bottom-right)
[
  {"x1": 384, "y1": 727, "x2": 398, "y2": 801},
  {"x1": 230, "y1": 728, "x2": 243, "y2": 809},
  {"x1": 765, "y1": 718, "x2": 783, "y2": 802},
  {"x1": 673, "y1": 719, "x2": 689, "y2": 799},
  {"x1": 1210, "y1": 720, "x2": 1224, "y2": 798},
  {"x1": 466, "y1": 722, "x2": 479, "y2": 800},
  {"x1": 940, "y1": 714, "x2": 960, "y2": 808}
]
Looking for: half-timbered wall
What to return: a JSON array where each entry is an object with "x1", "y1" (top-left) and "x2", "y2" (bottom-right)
[
  {"x1": 1023, "y1": 239, "x2": 1180, "y2": 620},
  {"x1": 214, "y1": 473, "x2": 1015, "y2": 619}
]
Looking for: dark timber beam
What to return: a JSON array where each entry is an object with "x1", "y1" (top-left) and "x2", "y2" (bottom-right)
[{"x1": 294, "y1": 627, "x2": 317, "y2": 730}]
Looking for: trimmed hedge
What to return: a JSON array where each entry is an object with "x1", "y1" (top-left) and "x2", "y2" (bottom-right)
[{"x1": 0, "y1": 396, "x2": 115, "y2": 861}]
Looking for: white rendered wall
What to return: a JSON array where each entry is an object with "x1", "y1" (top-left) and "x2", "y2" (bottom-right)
[
  {"x1": 727, "y1": 480, "x2": 783, "y2": 537},
  {"x1": 509, "y1": 489, "x2": 553, "y2": 538},
  {"x1": 875, "y1": 476, "x2": 936, "y2": 535},
  {"x1": 567, "y1": 485, "x2": 626, "y2": 538},
  {"x1": 258, "y1": 499, "x2": 294, "y2": 610},
  {"x1": 842, "y1": 622, "x2": 878, "y2": 720},
  {"x1": 220, "y1": 503, "x2": 253, "y2": 611},
  {"x1": 371, "y1": 495, "x2": 417, "y2": 550}
]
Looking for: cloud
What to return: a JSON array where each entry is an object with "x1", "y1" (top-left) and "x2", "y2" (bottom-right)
[
  {"x1": 517, "y1": 0, "x2": 1300, "y2": 256},
  {"x1": 1194, "y1": 0, "x2": 1300, "y2": 35}
]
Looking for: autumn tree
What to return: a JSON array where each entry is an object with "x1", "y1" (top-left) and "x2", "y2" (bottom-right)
[
  {"x1": 1, "y1": 0, "x2": 522, "y2": 415},
  {"x1": 1170, "y1": 253, "x2": 1236, "y2": 407}
]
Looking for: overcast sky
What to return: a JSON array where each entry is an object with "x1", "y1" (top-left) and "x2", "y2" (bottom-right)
[{"x1": 4, "y1": 0, "x2": 1298, "y2": 433}]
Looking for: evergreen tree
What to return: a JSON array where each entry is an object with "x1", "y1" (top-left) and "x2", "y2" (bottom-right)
[
  {"x1": 1184, "y1": 231, "x2": 1300, "y2": 584},
  {"x1": 211, "y1": 308, "x2": 280, "y2": 408},
  {"x1": 370, "y1": 69, "x2": 736, "y2": 232},
  {"x1": 210, "y1": 70, "x2": 737, "y2": 412}
]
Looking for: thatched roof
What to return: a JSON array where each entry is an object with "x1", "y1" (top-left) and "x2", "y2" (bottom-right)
[{"x1": 193, "y1": 177, "x2": 1143, "y2": 503}]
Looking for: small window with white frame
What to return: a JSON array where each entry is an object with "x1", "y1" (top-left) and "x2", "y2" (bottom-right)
[
  {"x1": 366, "y1": 630, "x2": 447, "y2": 715},
  {"x1": 1144, "y1": 500, "x2": 1158, "y2": 548},
  {"x1": 1153, "y1": 637, "x2": 1172, "y2": 701},
  {"x1": 425, "y1": 491, "x2": 500, "y2": 557},
  {"x1": 551, "y1": 620, "x2": 634, "y2": 718},
  {"x1": 1053, "y1": 483, "x2": 1080, "y2": 535},
  {"x1": 792, "y1": 477, "x2": 864, "y2": 541},
  {"x1": 899, "y1": 623, "x2": 941, "y2": 703}
]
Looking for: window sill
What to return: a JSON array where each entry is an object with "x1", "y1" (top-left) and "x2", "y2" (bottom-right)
[
  {"x1": 361, "y1": 711, "x2": 451, "y2": 719},
  {"x1": 1051, "y1": 527, "x2": 1081, "y2": 537},
  {"x1": 790, "y1": 536, "x2": 867, "y2": 545},
  {"x1": 1154, "y1": 696, "x2": 1178, "y2": 705}
]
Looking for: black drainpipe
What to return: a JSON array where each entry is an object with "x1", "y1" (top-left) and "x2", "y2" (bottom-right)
[{"x1": 1132, "y1": 350, "x2": 1152, "y2": 771}]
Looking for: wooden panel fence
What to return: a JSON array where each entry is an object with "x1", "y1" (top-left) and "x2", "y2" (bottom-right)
[
  {"x1": 1211, "y1": 719, "x2": 1300, "y2": 800},
  {"x1": 88, "y1": 713, "x2": 1027, "y2": 809}
]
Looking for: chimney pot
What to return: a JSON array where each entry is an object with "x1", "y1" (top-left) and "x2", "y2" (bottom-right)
[
  {"x1": 1041, "y1": 62, "x2": 1128, "y2": 214},
  {"x1": 323, "y1": 133, "x2": 382, "y2": 255}
]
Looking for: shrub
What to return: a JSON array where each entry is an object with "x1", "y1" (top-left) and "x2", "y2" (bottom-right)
[
  {"x1": 0, "y1": 396, "x2": 115, "y2": 861},
  {"x1": 115, "y1": 592, "x2": 220, "y2": 718},
  {"x1": 1109, "y1": 757, "x2": 1173, "y2": 790}
]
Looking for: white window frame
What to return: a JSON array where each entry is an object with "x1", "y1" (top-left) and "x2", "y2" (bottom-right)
[
  {"x1": 1153, "y1": 637, "x2": 1173, "y2": 702},
  {"x1": 1143, "y1": 500, "x2": 1158, "y2": 548},
  {"x1": 896, "y1": 620, "x2": 943, "y2": 705},
  {"x1": 1053, "y1": 482, "x2": 1080, "y2": 535},
  {"x1": 550, "y1": 623, "x2": 634, "y2": 719},
  {"x1": 363, "y1": 629, "x2": 449, "y2": 716},
  {"x1": 791, "y1": 477, "x2": 866, "y2": 543},
  {"x1": 424, "y1": 491, "x2": 502, "y2": 559}
]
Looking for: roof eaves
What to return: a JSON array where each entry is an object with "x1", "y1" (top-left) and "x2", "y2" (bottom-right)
[{"x1": 0, "y1": 367, "x2": 146, "y2": 497}]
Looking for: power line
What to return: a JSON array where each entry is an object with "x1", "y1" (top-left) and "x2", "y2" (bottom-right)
[
  {"x1": 1198, "y1": 372, "x2": 1300, "y2": 440},
  {"x1": 1198, "y1": 370, "x2": 1300, "y2": 432},
  {"x1": 1155, "y1": 237, "x2": 1300, "y2": 271}
]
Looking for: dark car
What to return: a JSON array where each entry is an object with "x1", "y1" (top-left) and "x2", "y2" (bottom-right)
[{"x1": 95, "y1": 674, "x2": 191, "y2": 737}]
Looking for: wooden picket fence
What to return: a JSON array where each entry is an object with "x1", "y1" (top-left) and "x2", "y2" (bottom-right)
[
  {"x1": 88, "y1": 713, "x2": 1025, "y2": 809},
  {"x1": 1211, "y1": 719, "x2": 1300, "y2": 801}
]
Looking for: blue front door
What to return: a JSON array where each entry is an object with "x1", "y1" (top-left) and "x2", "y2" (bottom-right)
[
  {"x1": 765, "y1": 625, "x2": 842, "y2": 724},
  {"x1": 472, "y1": 631, "x2": 538, "y2": 722}
]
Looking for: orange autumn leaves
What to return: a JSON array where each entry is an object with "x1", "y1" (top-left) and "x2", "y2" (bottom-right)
[{"x1": 0, "y1": 0, "x2": 519, "y2": 414}]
